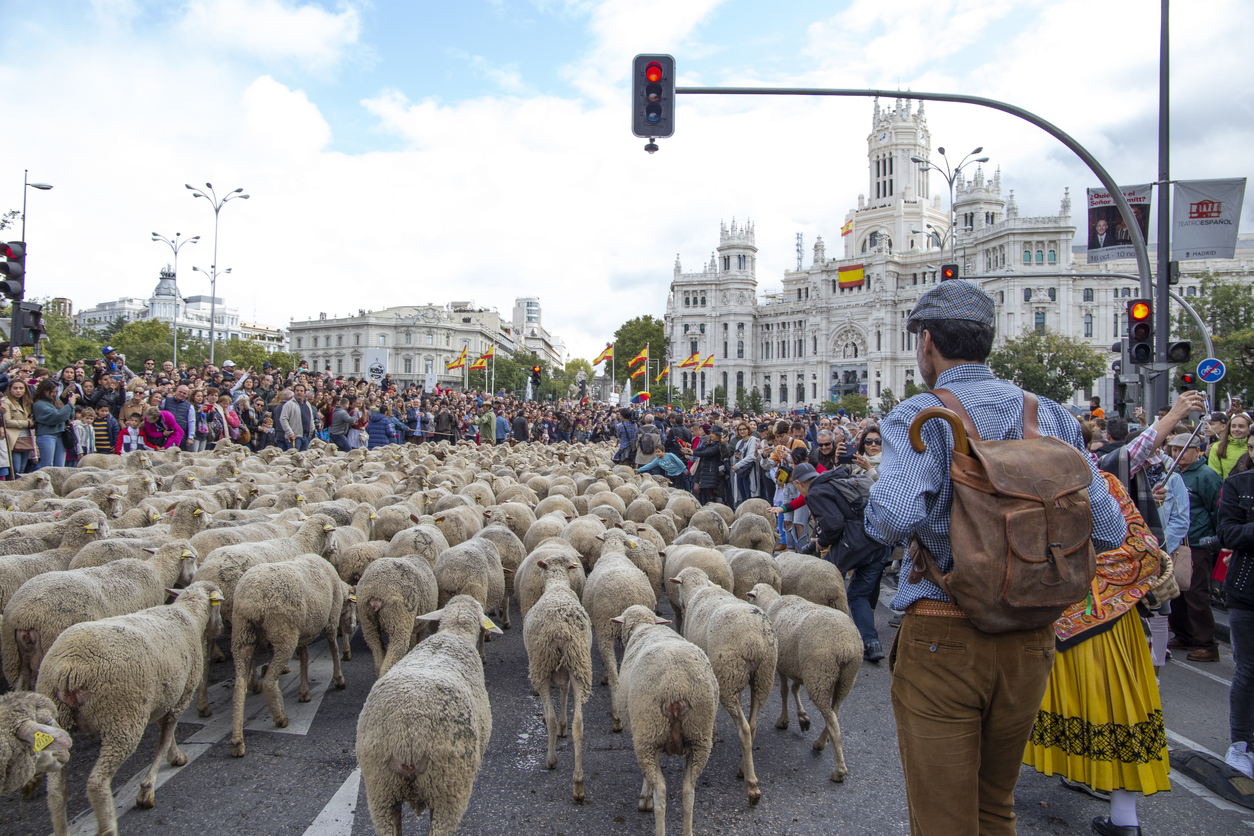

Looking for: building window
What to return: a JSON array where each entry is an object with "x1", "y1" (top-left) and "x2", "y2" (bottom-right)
[
  {"x1": 297, "y1": 338, "x2": 303, "y2": 349},
  {"x1": 764, "y1": 383, "x2": 771, "y2": 402},
  {"x1": 876, "y1": 330, "x2": 881, "y2": 352},
  {"x1": 1048, "y1": 249, "x2": 1057, "y2": 264},
  {"x1": 813, "y1": 336, "x2": 818, "y2": 355},
  {"x1": 1034, "y1": 312, "x2": 1046, "y2": 334},
  {"x1": 1023, "y1": 288, "x2": 1032, "y2": 302},
  {"x1": 723, "y1": 322, "x2": 728, "y2": 331},
  {"x1": 737, "y1": 255, "x2": 745, "y2": 270},
  {"x1": 736, "y1": 340, "x2": 744, "y2": 359},
  {"x1": 797, "y1": 288, "x2": 802, "y2": 301},
  {"x1": 1082, "y1": 288, "x2": 1094, "y2": 302},
  {"x1": 700, "y1": 295, "x2": 706, "y2": 306},
  {"x1": 1122, "y1": 287, "x2": 1132, "y2": 298},
  {"x1": 998, "y1": 290, "x2": 1005, "y2": 304},
  {"x1": 1036, "y1": 250, "x2": 1044, "y2": 264},
  {"x1": 690, "y1": 340, "x2": 698, "y2": 356},
  {"x1": 353, "y1": 357, "x2": 361, "y2": 372},
  {"x1": 723, "y1": 341, "x2": 728, "y2": 359},
  {"x1": 1084, "y1": 314, "x2": 1093, "y2": 338},
  {"x1": 378, "y1": 335, "x2": 386, "y2": 346},
  {"x1": 425, "y1": 334, "x2": 433, "y2": 345},
  {"x1": 424, "y1": 359, "x2": 433, "y2": 374},
  {"x1": 336, "y1": 359, "x2": 343, "y2": 374},
  {"x1": 1048, "y1": 287, "x2": 1057, "y2": 302},
  {"x1": 723, "y1": 256, "x2": 730, "y2": 271},
  {"x1": 684, "y1": 296, "x2": 690, "y2": 307},
  {"x1": 1186, "y1": 286, "x2": 1197, "y2": 297},
  {"x1": 355, "y1": 334, "x2": 361, "y2": 346},
  {"x1": 405, "y1": 333, "x2": 412, "y2": 344},
  {"x1": 683, "y1": 324, "x2": 689, "y2": 334},
  {"x1": 779, "y1": 376, "x2": 787, "y2": 403},
  {"x1": 699, "y1": 324, "x2": 705, "y2": 334},
  {"x1": 404, "y1": 358, "x2": 413, "y2": 374},
  {"x1": 1023, "y1": 250, "x2": 1031, "y2": 265}
]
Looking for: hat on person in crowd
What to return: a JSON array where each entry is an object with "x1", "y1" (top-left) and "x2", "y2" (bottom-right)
[
  {"x1": 222, "y1": 360, "x2": 235, "y2": 368},
  {"x1": 700, "y1": 423, "x2": 711, "y2": 432},
  {"x1": 1166, "y1": 433, "x2": 1201, "y2": 449},
  {"x1": 101, "y1": 346, "x2": 116, "y2": 357},
  {"x1": 1209, "y1": 412, "x2": 1229, "y2": 424},
  {"x1": 791, "y1": 463, "x2": 818, "y2": 483},
  {"x1": 263, "y1": 361, "x2": 273, "y2": 369},
  {"x1": 906, "y1": 279, "x2": 997, "y2": 334},
  {"x1": 708, "y1": 424, "x2": 724, "y2": 437}
]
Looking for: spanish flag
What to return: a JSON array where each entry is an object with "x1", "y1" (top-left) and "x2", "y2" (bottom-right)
[
  {"x1": 840, "y1": 220, "x2": 853, "y2": 237},
  {"x1": 628, "y1": 346, "x2": 648, "y2": 367},
  {"x1": 446, "y1": 346, "x2": 467, "y2": 370},
  {"x1": 469, "y1": 356, "x2": 488, "y2": 371},
  {"x1": 630, "y1": 366, "x2": 646, "y2": 379},
  {"x1": 838, "y1": 263, "x2": 865, "y2": 287},
  {"x1": 480, "y1": 345, "x2": 495, "y2": 359},
  {"x1": 654, "y1": 364, "x2": 669, "y2": 383},
  {"x1": 678, "y1": 352, "x2": 701, "y2": 369},
  {"x1": 593, "y1": 344, "x2": 614, "y2": 366},
  {"x1": 699, "y1": 355, "x2": 714, "y2": 369}
]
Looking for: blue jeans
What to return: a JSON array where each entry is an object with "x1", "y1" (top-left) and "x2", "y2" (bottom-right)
[
  {"x1": 329, "y1": 433, "x2": 351, "y2": 452},
  {"x1": 846, "y1": 545, "x2": 892, "y2": 645},
  {"x1": 10, "y1": 450, "x2": 31, "y2": 475},
  {"x1": 35, "y1": 433, "x2": 65, "y2": 469},
  {"x1": 1232, "y1": 607, "x2": 1254, "y2": 745},
  {"x1": 293, "y1": 435, "x2": 310, "y2": 452},
  {"x1": 736, "y1": 472, "x2": 753, "y2": 508}
]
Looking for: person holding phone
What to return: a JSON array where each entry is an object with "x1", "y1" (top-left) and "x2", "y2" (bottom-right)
[{"x1": 31, "y1": 377, "x2": 77, "y2": 469}]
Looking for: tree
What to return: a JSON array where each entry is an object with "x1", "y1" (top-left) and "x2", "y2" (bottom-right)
[
  {"x1": 711, "y1": 385, "x2": 727, "y2": 407},
  {"x1": 612, "y1": 315, "x2": 667, "y2": 386},
  {"x1": 0, "y1": 210, "x2": 19, "y2": 232},
  {"x1": 742, "y1": 386, "x2": 764, "y2": 414},
  {"x1": 837, "y1": 393, "x2": 869, "y2": 417},
  {"x1": 988, "y1": 327, "x2": 1106, "y2": 404},
  {"x1": 98, "y1": 316, "x2": 129, "y2": 343},
  {"x1": 878, "y1": 387, "x2": 898, "y2": 412},
  {"x1": 111, "y1": 319, "x2": 173, "y2": 368},
  {"x1": 40, "y1": 307, "x2": 102, "y2": 369},
  {"x1": 903, "y1": 381, "x2": 928, "y2": 399},
  {"x1": 1174, "y1": 271, "x2": 1254, "y2": 401}
]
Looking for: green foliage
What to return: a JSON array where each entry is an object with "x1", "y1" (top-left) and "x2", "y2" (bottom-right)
[
  {"x1": 0, "y1": 210, "x2": 19, "y2": 232},
  {"x1": 837, "y1": 393, "x2": 869, "y2": 417},
  {"x1": 742, "y1": 386, "x2": 764, "y2": 414},
  {"x1": 98, "y1": 316, "x2": 128, "y2": 342},
  {"x1": 902, "y1": 381, "x2": 927, "y2": 399},
  {"x1": 711, "y1": 385, "x2": 726, "y2": 407},
  {"x1": 1174, "y1": 271, "x2": 1254, "y2": 401},
  {"x1": 612, "y1": 315, "x2": 666, "y2": 386},
  {"x1": 988, "y1": 327, "x2": 1106, "y2": 404},
  {"x1": 676, "y1": 389, "x2": 697, "y2": 411},
  {"x1": 821, "y1": 400, "x2": 842, "y2": 415},
  {"x1": 41, "y1": 308, "x2": 101, "y2": 369},
  {"x1": 878, "y1": 387, "x2": 898, "y2": 412}
]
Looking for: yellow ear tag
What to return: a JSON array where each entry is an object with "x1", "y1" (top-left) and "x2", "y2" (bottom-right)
[
  {"x1": 482, "y1": 617, "x2": 498, "y2": 631},
  {"x1": 209, "y1": 595, "x2": 222, "y2": 607},
  {"x1": 32, "y1": 731, "x2": 53, "y2": 752},
  {"x1": 349, "y1": 595, "x2": 357, "y2": 603}
]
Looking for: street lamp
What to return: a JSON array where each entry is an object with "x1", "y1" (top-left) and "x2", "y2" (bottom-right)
[
  {"x1": 911, "y1": 147, "x2": 989, "y2": 264},
  {"x1": 151, "y1": 232, "x2": 200, "y2": 368},
  {"x1": 192, "y1": 265, "x2": 232, "y2": 361},
  {"x1": 185, "y1": 183, "x2": 249, "y2": 363},
  {"x1": 21, "y1": 170, "x2": 53, "y2": 242}
]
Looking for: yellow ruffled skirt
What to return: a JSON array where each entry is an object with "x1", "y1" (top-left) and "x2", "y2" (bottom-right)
[{"x1": 1023, "y1": 610, "x2": 1171, "y2": 795}]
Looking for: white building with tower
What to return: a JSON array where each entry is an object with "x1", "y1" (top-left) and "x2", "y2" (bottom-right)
[
  {"x1": 664, "y1": 97, "x2": 1234, "y2": 412},
  {"x1": 512, "y1": 296, "x2": 566, "y2": 368}
]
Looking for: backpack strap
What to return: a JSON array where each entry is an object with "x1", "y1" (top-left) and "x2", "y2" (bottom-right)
[{"x1": 933, "y1": 387, "x2": 1041, "y2": 440}]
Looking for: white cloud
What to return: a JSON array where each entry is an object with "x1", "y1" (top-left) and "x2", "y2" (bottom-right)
[{"x1": 177, "y1": 0, "x2": 362, "y2": 72}]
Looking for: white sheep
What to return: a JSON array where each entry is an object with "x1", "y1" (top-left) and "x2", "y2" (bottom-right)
[
  {"x1": 720, "y1": 547, "x2": 782, "y2": 600},
  {"x1": 659, "y1": 544, "x2": 733, "y2": 632},
  {"x1": 356, "y1": 595, "x2": 498, "y2": 836},
  {"x1": 432, "y1": 539, "x2": 506, "y2": 630},
  {"x1": 670, "y1": 566, "x2": 776, "y2": 806},
  {"x1": 598, "y1": 529, "x2": 664, "y2": 603},
  {"x1": 0, "y1": 692, "x2": 72, "y2": 796},
  {"x1": 357, "y1": 554, "x2": 439, "y2": 678},
  {"x1": 472, "y1": 523, "x2": 525, "y2": 629},
  {"x1": 0, "y1": 510, "x2": 108, "y2": 618},
  {"x1": 747, "y1": 583, "x2": 863, "y2": 782},
  {"x1": 580, "y1": 542, "x2": 656, "y2": 732},
  {"x1": 229, "y1": 555, "x2": 352, "y2": 757},
  {"x1": 1, "y1": 543, "x2": 197, "y2": 690},
  {"x1": 516, "y1": 541, "x2": 585, "y2": 624},
  {"x1": 611, "y1": 604, "x2": 719, "y2": 836},
  {"x1": 776, "y1": 551, "x2": 850, "y2": 614},
  {"x1": 523, "y1": 551, "x2": 593, "y2": 803},
  {"x1": 38, "y1": 582, "x2": 224, "y2": 836}
]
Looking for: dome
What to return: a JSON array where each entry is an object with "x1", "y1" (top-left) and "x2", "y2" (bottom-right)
[{"x1": 153, "y1": 265, "x2": 180, "y2": 298}]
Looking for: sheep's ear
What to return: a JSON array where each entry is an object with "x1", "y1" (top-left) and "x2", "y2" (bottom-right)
[
  {"x1": 415, "y1": 608, "x2": 444, "y2": 623},
  {"x1": 745, "y1": 591, "x2": 757, "y2": 600},
  {"x1": 609, "y1": 616, "x2": 624, "y2": 624},
  {"x1": 595, "y1": 533, "x2": 605, "y2": 541},
  {"x1": 482, "y1": 616, "x2": 503, "y2": 636},
  {"x1": 669, "y1": 577, "x2": 682, "y2": 585},
  {"x1": 536, "y1": 559, "x2": 548, "y2": 570},
  {"x1": 165, "y1": 588, "x2": 181, "y2": 599},
  {"x1": 192, "y1": 508, "x2": 203, "y2": 517},
  {"x1": 658, "y1": 549, "x2": 667, "y2": 557},
  {"x1": 482, "y1": 509, "x2": 492, "y2": 519},
  {"x1": 141, "y1": 547, "x2": 158, "y2": 554},
  {"x1": 653, "y1": 617, "x2": 671, "y2": 625},
  {"x1": 434, "y1": 515, "x2": 446, "y2": 523},
  {"x1": 16, "y1": 720, "x2": 72, "y2": 753},
  {"x1": 502, "y1": 567, "x2": 515, "y2": 575}
]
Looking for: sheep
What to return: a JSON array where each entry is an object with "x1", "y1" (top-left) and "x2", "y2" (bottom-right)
[
  {"x1": 356, "y1": 595, "x2": 498, "y2": 836},
  {"x1": 384, "y1": 522, "x2": 449, "y2": 566},
  {"x1": 0, "y1": 505, "x2": 104, "y2": 556},
  {"x1": 106, "y1": 497, "x2": 208, "y2": 542},
  {"x1": 671, "y1": 529, "x2": 715, "y2": 548},
  {"x1": 332, "y1": 541, "x2": 387, "y2": 585},
  {"x1": 722, "y1": 547, "x2": 782, "y2": 600},
  {"x1": 432, "y1": 540, "x2": 507, "y2": 657},
  {"x1": 611, "y1": 604, "x2": 719, "y2": 836},
  {"x1": 328, "y1": 504, "x2": 377, "y2": 552},
  {"x1": 523, "y1": 551, "x2": 593, "y2": 802},
  {"x1": 560, "y1": 515, "x2": 606, "y2": 569},
  {"x1": 186, "y1": 514, "x2": 302, "y2": 557},
  {"x1": 0, "y1": 510, "x2": 108, "y2": 617},
  {"x1": 734, "y1": 498, "x2": 773, "y2": 520},
  {"x1": 357, "y1": 554, "x2": 439, "y2": 678},
  {"x1": 728, "y1": 514, "x2": 775, "y2": 553},
  {"x1": 665, "y1": 493, "x2": 700, "y2": 529},
  {"x1": 523, "y1": 511, "x2": 571, "y2": 553},
  {"x1": 776, "y1": 551, "x2": 850, "y2": 614},
  {"x1": 516, "y1": 541, "x2": 586, "y2": 624},
  {"x1": 229, "y1": 556, "x2": 352, "y2": 757},
  {"x1": 110, "y1": 505, "x2": 163, "y2": 531},
  {"x1": 39, "y1": 582, "x2": 224, "y2": 836},
  {"x1": 746, "y1": 584, "x2": 862, "y2": 783},
  {"x1": 644, "y1": 512, "x2": 679, "y2": 545},
  {"x1": 483, "y1": 501, "x2": 535, "y2": 542},
  {"x1": 580, "y1": 543, "x2": 656, "y2": 732},
  {"x1": 472, "y1": 524, "x2": 525, "y2": 628},
  {"x1": 534, "y1": 495, "x2": 578, "y2": 519},
  {"x1": 686, "y1": 508, "x2": 730, "y2": 545},
  {"x1": 659, "y1": 544, "x2": 733, "y2": 631},
  {"x1": 598, "y1": 529, "x2": 664, "y2": 603},
  {"x1": 2, "y1": 543, "x2": 198, "y2": 690},
  {"x1": 431, "y1": 504, "x2": 483, "y2": 547},
  {"x1": 669, "y1": 566, "x2": 776, "y2": 805},
  {"x1": 0, "y1": 692, "x2": 72, "y2": 796},
  {"x1": 372, "y1": 503, "x2": 425, "y2": 542}
]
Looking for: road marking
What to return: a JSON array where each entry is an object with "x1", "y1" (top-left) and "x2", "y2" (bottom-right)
[
  {"x1": 302, "y1": 768, "x2": 361, "y2": 836},
  {"x1": 55, "y1": 640, "x2": 340, "y2": 836},
  {"x1": 1167, "y1": 729, "x2": 1254, "y2": 824},
  {"x1": 1167, "y1": 728, "x2": 1221, "y2": 759},
  {"x1": 1169, "y1": 658, "x2": 1233, "y2": 687}
]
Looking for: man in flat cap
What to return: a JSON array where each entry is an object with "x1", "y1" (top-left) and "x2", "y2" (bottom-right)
[{"x1": 863, "y1": 280, "x2": 1126, "y2": 835}]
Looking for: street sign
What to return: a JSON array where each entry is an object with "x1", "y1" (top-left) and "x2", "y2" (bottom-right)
[{"x1": 1197, "y1": 357, "x2": 1226, "y2": 384}]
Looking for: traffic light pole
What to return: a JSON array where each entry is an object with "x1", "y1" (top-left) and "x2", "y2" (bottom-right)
[
  {"x1": 673, "y1": 85, "x2": 1153, "y2": 324},
  {"x1": 1153, "y1": 0, "x2": 1173, "y2": 419}
]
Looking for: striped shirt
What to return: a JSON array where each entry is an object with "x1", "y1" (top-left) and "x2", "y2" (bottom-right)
[{"x1": 863, "y1": 363, "x2": 1127, "y2": 611}]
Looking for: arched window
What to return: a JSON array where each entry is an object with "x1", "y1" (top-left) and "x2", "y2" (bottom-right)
[
  {"x1": 1034, "y1": 311, "x2": 1046, "y2": 334},
  {"x1": 736, "y1": 371, "x2": 744, "y2": 391},
  {"x1": 1047, "y1": 288, "x2": 1057, "y2": 302},
  {"x1": 700, "y1": 295, "x2": 706, "y2": 306},
  {"x1": 1023, "y1": 288, "x2": 1032, "y2": 302},
  {"x1": 796, "y1": 383, "x2": 804, "y2": 402},
  {"x1": 684, "y1": 296, "x2": 690, "y2": 306},
  {"x1": 1083, "y1": 288, "x2": 1094, "y2": 302},
  {"x1": 1036, "y1": 250, "x2": 1044, "y2": 263},
  {"x1": 764, "y1": 383, "x2": 771, "y2": 402},
  {"x1": 1048, "y1": 249, "x2": 1057, "y2": 264},
  {"x1": 1023, "y1": 250, "x2": 1031, "y2": 264}
]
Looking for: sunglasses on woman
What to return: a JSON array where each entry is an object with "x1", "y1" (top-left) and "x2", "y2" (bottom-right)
[{"x1": 864, "y1": 438, "x2": 883, "y2": 446}]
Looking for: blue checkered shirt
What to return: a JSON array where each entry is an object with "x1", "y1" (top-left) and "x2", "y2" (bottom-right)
[{"x1": 864, "y1": 364, "x2": 1127, "y2": 611}]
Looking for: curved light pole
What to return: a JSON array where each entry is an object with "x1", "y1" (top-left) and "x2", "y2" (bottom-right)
[
  {"x1": 21, "y1": 170, "x2": 53, "y2": 242},
  {"x1": 192, "y1": 265, "x2": 232, "y2": 364},
  {"x1": 151, "y1": 232, "x2": 200, "y2": 369},
  {"x1": 910, "y1": 147, "x2": 989, "y2": 265},
  {"x1": 185, "y1": 183, "x2": 249, "y2": 362}
]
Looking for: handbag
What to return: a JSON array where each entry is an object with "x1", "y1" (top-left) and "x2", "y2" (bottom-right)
[
  {"x1": 1171, "y1": 543, "x2": 1193, "y2": 592},
  {"x1": 13, "y1": 433, "x2": 33, "y2": 453},
  {"x1": 61, "y1": 426, "x2": 80, "y2": 458},
  {"x1": 1144, "y1": 547, "x2": 1181, "y2": 608}
]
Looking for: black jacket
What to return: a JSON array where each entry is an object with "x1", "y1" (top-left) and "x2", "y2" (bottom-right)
[
  {"x1": 805, "y1": 467, "x2": 857, "y2": 549},
  {"x1": 1217, "y1": 470, "x2": 1254, "y2": 611},
  {"x1": 692, "y1": 439, "x2": 727, "y2": 489}
]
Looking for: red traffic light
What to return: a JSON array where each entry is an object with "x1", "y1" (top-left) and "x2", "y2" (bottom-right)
[
  {"x1": 1130, "y1": 301, "x2": 1150, "y2": 321},
  {"x1": 531, "y1": 366, "x2": 540, "y2": 374},
  {"x1": 645, "y1": 62, "x2": 663, "y2": 83},
  {"x1": 940, "y1": 263, "x2": 959, "y2": 281}
]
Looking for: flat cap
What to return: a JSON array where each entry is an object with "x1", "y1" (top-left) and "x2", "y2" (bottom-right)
[
  {"x1": 907, "y1": 280, "x2": 996, "y2": 334},
  {"x1": 791, "y1": 463, "x2": 818, "y2": 483},
  {"x1": 1167, "y1": 433, "x2": 1201, "y2": 449}
]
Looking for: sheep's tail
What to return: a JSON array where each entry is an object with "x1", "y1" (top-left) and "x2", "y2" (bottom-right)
[
  {"x1": 389, "y1": 754, "x2": 430, "y2": 779},
  {"x1": 662, "y1": 699, "x2": 689, "y2": 756}
]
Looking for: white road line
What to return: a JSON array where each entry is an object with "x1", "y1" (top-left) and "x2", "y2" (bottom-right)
[
  {"x1": 302, "y1": 768, "x2": 361, "y2": 836},
  {"x1": 246, "y1": 645, "x2": 338, "y2": 735},
  {"x1": 1169, "y1": 658, "x2": 1233, "y2": 687},
  {"x1": 61, "y1": 743, "x2": 213, "y2": 836},
  {"x1": 1166, "y1": 729, "x2": 1222, "y2": 759}
]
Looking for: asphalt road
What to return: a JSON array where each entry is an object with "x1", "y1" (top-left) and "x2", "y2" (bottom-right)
[{"x1": 3, "y1": 580, "x2": 1248, "y2": 836}]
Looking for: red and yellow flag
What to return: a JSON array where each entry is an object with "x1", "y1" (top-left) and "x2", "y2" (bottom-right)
[
  {"x1": 840, "y1": 220, "x2": 853, "y2": 237},
  {"x1": 628, "y1": 346, "x2": 648, "y2": 367},
  {"x1": 480, "y1": 345, "x2": 495, "y2": 359},
  {"x1": 630, "y1": 366, "x2": 647, "y2": 379},
  {"x1": 678, "y1": 352, "x2": 700, "y2": 369},
  {"x1": 654, "y1": 364, "x2": 669, "y2": 383},
  {"x1": 469, "y1": 356, "x2": 488, "y2": 371},
  {"x1": 838, "y1": 263, "x2": 865, "y2": 287},
  {"x1": 446, "y1": 346, "x2": 467, "y2": 370},
  {"x1": 593, "y1": 344, "x2": 614, "y2": 366},
  {"x1": 699, "y1": 355, "x2": 714, "y2": 369}
]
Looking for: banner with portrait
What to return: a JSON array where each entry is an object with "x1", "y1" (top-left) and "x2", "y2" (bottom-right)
[
  {"x1": 363, "y1": 348, "x2": 388, "y2": 384},
  {"x1": 1172, "y1": 178, "x2": 1246, "y2": 261},
  {"x1": 1086, "y1": 184, "x2": 1152, "y2": 264}
]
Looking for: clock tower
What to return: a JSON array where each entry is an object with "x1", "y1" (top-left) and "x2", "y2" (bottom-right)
[{"x1": 867, "y1": 95, "x2": 932, "y2": 209}]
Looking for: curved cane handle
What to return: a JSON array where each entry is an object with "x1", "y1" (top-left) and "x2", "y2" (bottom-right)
[{"x1": 908, "y1": 407, "x2": 971, "y2": 455}]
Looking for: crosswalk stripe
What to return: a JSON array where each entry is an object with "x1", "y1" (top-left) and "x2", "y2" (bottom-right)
[{"x1": 301, "y1": 768, "x2": 362, "y2": 836}]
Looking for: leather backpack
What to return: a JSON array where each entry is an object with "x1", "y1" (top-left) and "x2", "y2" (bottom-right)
[{"x1": 907, "y1": 388, "x2": 1098, "y2": 634}]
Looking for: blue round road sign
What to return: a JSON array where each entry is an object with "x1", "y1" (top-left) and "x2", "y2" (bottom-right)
[{"x1": 1197, "y1": 358, "x2": 1226, "y2": 384}]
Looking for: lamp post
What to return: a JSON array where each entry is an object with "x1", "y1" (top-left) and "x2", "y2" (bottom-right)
[
  {"x1": 910, "y1": 147, "x2": 989, "y2": 264},
  {"x1": 151, "y1": 232, "x2": 199, "y2": 368},
  {"x1": 192, "y1": 266, "x2": 231, "y2": 363},
  {"x1": 185, "y1": 183, "x2": 249, "y2": 363},
  {"x1": 21, "y1": 170, "x2": 53, "y2": 242}
]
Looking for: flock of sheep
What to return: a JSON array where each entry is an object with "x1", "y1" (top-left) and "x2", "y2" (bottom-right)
[{"x1": 0, "y1": 436, "x2": 865, "y2": 836}]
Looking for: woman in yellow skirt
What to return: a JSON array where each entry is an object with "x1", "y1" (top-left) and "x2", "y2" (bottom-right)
[{"x1": 1024, "y1": 471, "x2": 1171, "y2": 836}]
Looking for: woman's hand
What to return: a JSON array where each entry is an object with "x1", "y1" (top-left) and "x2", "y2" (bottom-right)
[{"x1": 852, "y1": 453, "x2": 870, "y2": 471}]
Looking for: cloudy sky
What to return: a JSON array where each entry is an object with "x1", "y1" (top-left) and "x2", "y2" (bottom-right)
[{"x1": 2, "y1": 0, "x2": 1251, "y2": 361}]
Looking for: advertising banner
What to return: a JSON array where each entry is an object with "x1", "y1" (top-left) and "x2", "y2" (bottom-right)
[
  {"x1": 1086, "y1": 184, "x2": 1152, "y2": 264},
  {"x1": 1172, "y1": 178, "x2": 1246, "y2": 261},
  {"x1": 363, "y1": 348, "x2": 388, "y2": 384}
]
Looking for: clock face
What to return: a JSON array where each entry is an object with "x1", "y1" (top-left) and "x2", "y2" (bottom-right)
[{"x1": 877, "y1": 131, "x2": 889, "y2": 143}]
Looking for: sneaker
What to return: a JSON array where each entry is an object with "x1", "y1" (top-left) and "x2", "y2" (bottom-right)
[
  {"x1": 863, "y1": 639, "x2": 885, "y2": 663},
  {"x1": 1226, "y1": 742, "x2": 1254, "y2": 780},
  {"x1": 888, "y1": 612, "x2": 904, "y2": 629},
  {"x1": 1060, "y1": 775, "x2": 1111, "y2": 802}
]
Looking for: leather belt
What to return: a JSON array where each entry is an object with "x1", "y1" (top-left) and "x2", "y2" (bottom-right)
[{"x1": 907, "y1": 599, "x2": 969, "y2": 619}]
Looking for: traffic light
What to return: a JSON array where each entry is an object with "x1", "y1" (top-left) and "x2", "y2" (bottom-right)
[
  {"x1": 940, "y1": 263, "x2": 959, "y2": 281},
  {"x1": 0, "y1": 242, "x2": 26, "y2": 300},
  {"x1": 1126, "y1": 299, "x2": 1153, "y2": 365},
  {"x1": 1177, "y1": 371, "x2": 1197, "y2": 393},
  {"x1": 11, "y1": 301, "x2": 44, "y2": 348},
  {"x1": 1167, "y1": 341, "x2": 1192, "y2": 365},
  {"x1": 530, "y1": 365, "x2": 542, "y2": 387},
  {"x1": 631, "y1": 54, "x2": 675, "y2": 140}
]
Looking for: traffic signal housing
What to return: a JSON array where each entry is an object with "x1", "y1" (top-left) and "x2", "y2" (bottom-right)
[
  {"x1": 940, "y1": 263, "x2": 959, "y2": 281},
  {"x1": 11, "y1": 301, "x2": 44, "y2": 348},
  {"x1": 1126, "y1": 299, "x2": 1153, "y2": 365},
  {"x1": 631, "y1": 55, "x2": 675, "y2": 139},
  {"x1": 530, "y1": 365, "x2": 542, "y2": 388},
  {"x1": 0, "y1": 242, "x2": 26, "y2": 300},
  {"x1": 1166, "y1": 341, "x2": 1192, "y2": 365},
  {"x1": 1177, "y1": 371, "x2": 1197, "y2": 393}
]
